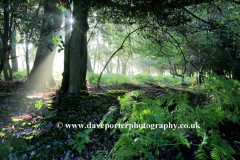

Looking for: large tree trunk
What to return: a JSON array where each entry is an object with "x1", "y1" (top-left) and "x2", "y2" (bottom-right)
[
  {"x1": 29, "y1": 0, "x2": 62, "y2": 87},
  {"x1": 3, "y1": 53, "x2": 12, "y2": 81},
  {"x1": 61, "y1": 5, "x2": 71, "y2": 92},
  {"x1": 10, "y1": 25, "x2": 18, "y2": 72},
  {"x1": 68, "y1": 1, "x2": 89, "y2": 94},
  {"x1": 0, "y1": 0, "x2": 10, "y2": 75},
  {"x1": 3, "y1": 65, "x2": 10, "y2": 81}
]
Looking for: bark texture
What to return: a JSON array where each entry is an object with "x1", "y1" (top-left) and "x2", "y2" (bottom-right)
[
  {"x1": 61, "y1": 5, "x2": 71, "y2": 92},
  {"x1": 10, "y1": 25, "x2": 18, "y2": 72},
  {"x1": 68, "y1": 1, "x2": 89, "y2": 94}
]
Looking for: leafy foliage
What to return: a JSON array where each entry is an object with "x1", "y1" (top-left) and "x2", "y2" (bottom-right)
[
  {"x1": 97, "y1": 74, "x2": 239, "y2": 159},
  {"x1": 68, "y1": 129, "x2": 93, "y2": 154},
  {"x1": 35, "y1": 99, "x2": 43, "y2": 109},
  {"x1": 87, "y1": 72, "x2": 196, "y2": 86},
  {"x1": 87, "y1": 72, "x2": 132, "y2": 84},
  {"x1": 205, "y1": 73, "x2": 240, "y2": 113},
  {"x1": 12, "y1": 72, "x2": 27, "y2": 82}
]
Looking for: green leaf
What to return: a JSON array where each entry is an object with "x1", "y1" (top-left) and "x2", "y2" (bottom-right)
[
  {"x1": 53, "y1": 36, "x2": 57, "y2": 41},
  {"x1": 39, "y1": 99, "x2": 43, "y2": 106},
  {"x1": 9, "y1": 147, "x2": 13, "y2": 152}
]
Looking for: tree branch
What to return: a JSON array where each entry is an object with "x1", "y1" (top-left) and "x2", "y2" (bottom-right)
[
  {"x1": 87, "y1": 8, "x2": 108, "y2": 44},
  {"x1": 183, "y1": 8, "x2": 212, "y2": 25},
  {"x1": 165, "y1": 31, "x2": 187, "y2": 81},
  {"x1": 97, "y1": 27, "x2": 145, "y2": 88},
  {"x1": 1, "y1": 56, "x2": 19, "y2": 61},
  {"x1": 229, "y1": 0, "x2": 240, "y2": 4}
]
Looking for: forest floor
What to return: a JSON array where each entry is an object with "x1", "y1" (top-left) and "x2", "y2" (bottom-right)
[{"x1": 0, "y1": 81, "x2": 239, "y2": 160}]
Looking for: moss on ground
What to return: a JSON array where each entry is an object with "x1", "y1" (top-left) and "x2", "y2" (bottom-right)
[{"x1": 107, "y1": 90, "x2": 128, "y2": 96}]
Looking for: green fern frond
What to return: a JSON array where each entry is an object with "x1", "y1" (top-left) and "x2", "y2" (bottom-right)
[
  {"x1": 210, "y1": 132, "x2": 235, "y2": 156},
  {"x1": 210, "y1": 145, "x2": 235, "y2": 160},
  {"x1": 195, "y1": 146, "x2": 209, "y2": 160}
]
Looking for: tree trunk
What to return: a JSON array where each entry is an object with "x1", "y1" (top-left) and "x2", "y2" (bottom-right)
[
  {"x1": 29, "y1": 0, "x2": 62, "y2": 87},
  {"x1": 87, "y1": 54, "x2": 94, "y2": 73},
  {"x1": 6, "y1": 56, "x2": 12, "y2": 81},
  {"x1": 4, "y1": 54, "x2": 12, "y2": 81},
  {"x1": 199, "y1": 73, "x2": 202, "y2": 84},
  {"x1": 233, "y1": 69, "x2": 240, "y2": 81},
  {"x1": 117, "y1": 57, "x2": 120, "y2": 74},
  {"x1": 214, "y1": 69, "x2": 224, "y2": 75},
  {"x1": 93, "y1": 51, "x2": 96, "y2": 73},
  {"x1": 0, "y1": 0, "x2": 10, "y2": 75},
  {"x1": 109, "y1": 34, "x2": 113, "y2": 73},
  {"x1": 121, "y1": 60, "x2": 126, "y2": 75},
  {"x1": 167, "y1": 57, "x2": 175, "y2": 78},
  {"x1": 147, "y1": 66, "x2": 150, "y2": 74},
  {"x1": 61, "y1": 4, "x2": 71, "y2": 92},
  {"x1": 109, "y1": 59, "x2": 113, "y2": 73},
  {"x1": 128, "y1": 64, "x2": 131, "y2": 76},
  {"x1": 170, "y1": 68, "x2": 175, "y2": 78},
  {"x1": 132, "y1": 64, "x2": 134, "y2": 76},
  {"x1": 3, "y1": 66, "x2": 10, "y2": 81},
  {"x1": 68, "y1": 1, "x2": 89, "y2": 94},
  {"x1": 105, "y1": 55, "x2": 110, "y2": 73},
  {"x1": 10, "y1": 25, "x2": 18, "y2": 72},
  {"x1": 97, "y1": 30, "x2": 99, "y2": 73},
  {"x1": 25, "y1": 36, "x2": 30, "y2": 82}
]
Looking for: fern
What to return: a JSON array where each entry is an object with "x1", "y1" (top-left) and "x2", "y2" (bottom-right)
[
  {"x1": 99, "y1": 74, "x2": 239, "y2": 159},
  {"x1": 195, "y1": 146, "x2": 209, "y2": 160},
  {"x1": 92, "y1": 150, "x2": 112, "y2": 160},
  {"x1": 100, "y1": 106, "x2": 118, "y2": 126},
  {"x1": 210, "y1": 145, "x2": 235, "y2": 160},
  {"x1": 68, "y1": 129, "x2": 93, "y2": 154},
  {"x1": 209, "y1": 131, "x2": 235, "y2": 160},
  {"x1": 109, "y1": 90, "x2": 179, "y2": 159},
  {"x1": 205, "y1": 73, "x2": 240, "y2": 110},
  {"x1": 195, "y1": 131, "x2": 210, "y2": 160}
]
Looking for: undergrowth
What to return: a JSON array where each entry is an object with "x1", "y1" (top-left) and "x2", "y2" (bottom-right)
[
  {"x1": 12, "y1": 71, "x2": 27, "y2": 82},
  {"x1": 1, "y1": 73, "x2": 239, "y2": 159},
  {"x1": 87, "y1": 72, "x2": 196, "y2": 86},
  {"x1": 89, "y1": 73, "x2": 240, "y2": 159},
  {"x1": 87, "y1": 72, "x2": 132, "y2": 84}
]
